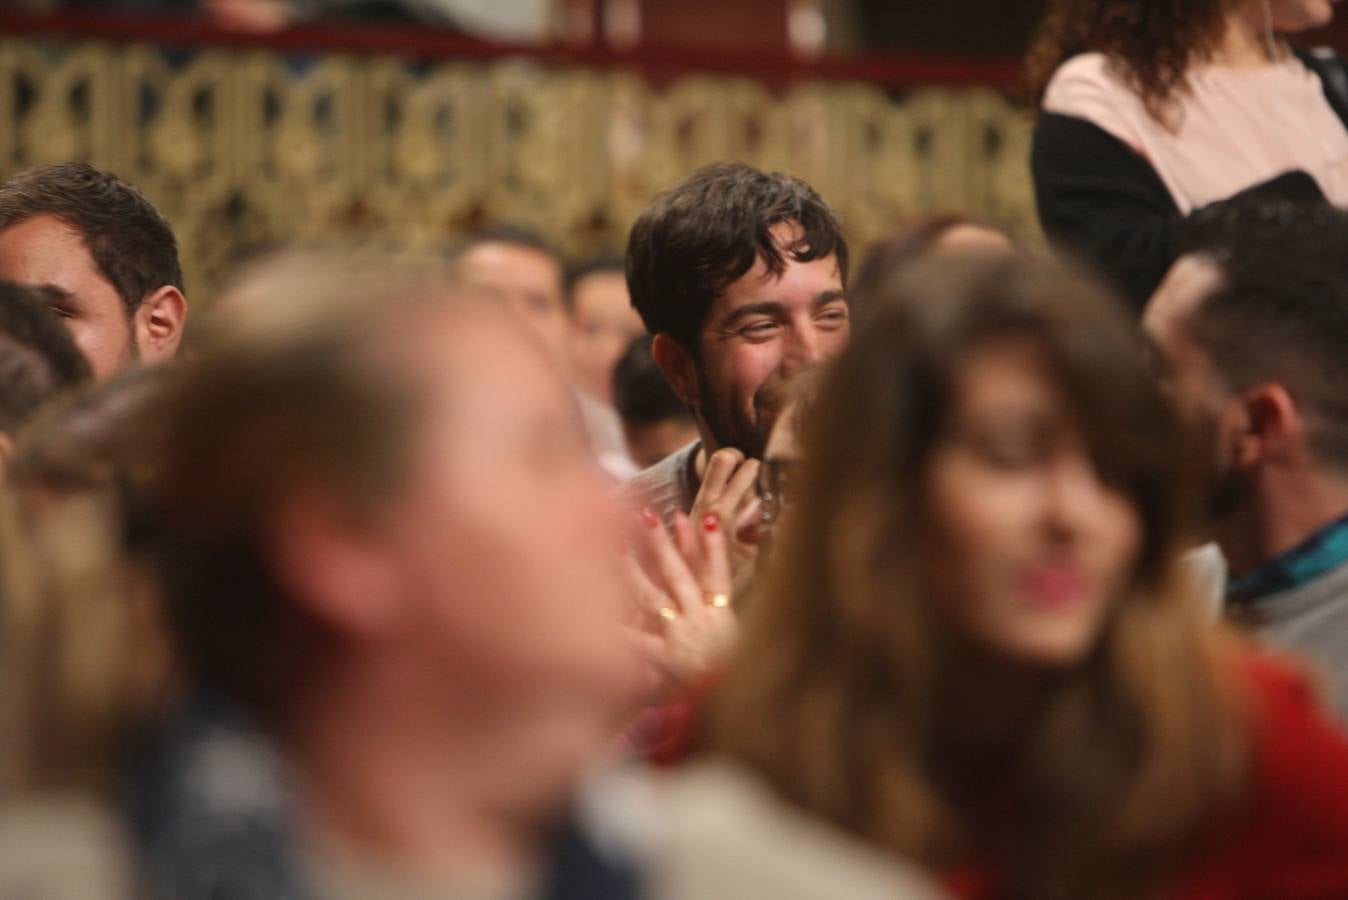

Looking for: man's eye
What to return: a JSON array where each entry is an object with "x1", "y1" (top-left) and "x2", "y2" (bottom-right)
[
  {"x1": 740, "y1": 321, "x2": 780, "y2": 337},
  {"x1": 50, "y1": 306, "x2": 74, "y2": 319},
  {"x1": 816, "y1": 309, "x2": 849, "y2": 326}
]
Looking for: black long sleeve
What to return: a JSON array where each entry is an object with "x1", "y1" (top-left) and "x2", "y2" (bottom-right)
[{"x1": 1031, "y1": 111, "x2": 1326, "y2": 313}]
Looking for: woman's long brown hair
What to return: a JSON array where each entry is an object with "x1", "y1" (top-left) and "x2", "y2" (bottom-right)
[
  {"x1": 1025, "y1": 0, "x2": 1234, "y2": 123},
  {"x1": 705, "y1": 256, "x2": 1249, "y2": 900}
]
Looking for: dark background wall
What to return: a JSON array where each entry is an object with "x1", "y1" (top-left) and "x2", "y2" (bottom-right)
[
  {"x1": 840, "y1": 0, "x2": 1348, "y2": 57},
  {"x1": 847, "y1": 1, "x2": 1048, "y2": 56}
]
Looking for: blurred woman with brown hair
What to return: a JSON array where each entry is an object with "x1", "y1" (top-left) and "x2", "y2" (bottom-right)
[
  {"x1": 638, "y1": 255, "x2": 1348, "y2": 899},
  {"x1": 0, "y1": 486, "x2": 143, "y2": 898},
  {"x1": 1027, "y1": 0, "x2": 1348, "y2": 310}
]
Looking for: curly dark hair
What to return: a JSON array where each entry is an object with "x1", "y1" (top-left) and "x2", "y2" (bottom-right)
[
  {"x1": 626, "y1": 161, "x2": 848, "y2": 353},
  {"x1": 1025, "y1": 0, "x2": 1231, "y2": 123}
]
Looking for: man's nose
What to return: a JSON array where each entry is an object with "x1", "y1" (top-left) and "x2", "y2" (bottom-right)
[{"x1": 781, "y1": 321, "x2": 824, "y2": 374}]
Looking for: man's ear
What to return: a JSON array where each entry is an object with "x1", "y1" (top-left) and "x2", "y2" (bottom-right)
[
  {"x1": 1231, "y1": 383, "x2": 1303, "y2": 469},
  {"x1": 134, "y1": 285, "x2": 188, "y2": 364},
  {"x1": 267, "y1": 492, "x2": 405, "y2": 641},
  {"x1": 651, "y1": 333, "x2": 699, "y2": 408}
]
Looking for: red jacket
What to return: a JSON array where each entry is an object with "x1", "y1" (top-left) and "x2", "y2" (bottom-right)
[
  {"x1": 648, "y1": 653, "x2": 1348, "y2": 898},
  {"x1": 947, "y1": 653, "x2": 1348, "y2": 899},
  {"x1": 1177, "y1": 654, "x2": 1348, "y2": 899}
]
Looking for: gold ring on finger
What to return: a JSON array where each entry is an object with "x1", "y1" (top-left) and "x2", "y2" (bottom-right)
[
  {"x1": 705, "y1": 593, "x2": 731, "y2": 609},
  {"x1": 658, "y1": 606, "x2": 679, "y2": 622}
]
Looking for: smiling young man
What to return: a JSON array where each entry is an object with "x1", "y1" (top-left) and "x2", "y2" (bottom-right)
[
  {"x1": 0, "y1": 163, "x2": 187, "y2": 380},
  {"x1": 623, "y1": 162, "x2": 850, "y2": 521}
]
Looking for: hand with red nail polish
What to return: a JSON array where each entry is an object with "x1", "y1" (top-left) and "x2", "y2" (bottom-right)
[
  {"x1": 689, "y1": 448, "x2": 761, "y2": 594},
  {"x1": 622, "y1": 506, "x2": 737, "y2": 693}
]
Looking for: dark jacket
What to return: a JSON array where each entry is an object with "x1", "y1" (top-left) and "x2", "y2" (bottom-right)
[
  {"x1": 131, "y1": 692, "x2": 641, "y2": 900},
  {"x1": 1031, "y1": 48, "x2": 1348, "y2": 312}
]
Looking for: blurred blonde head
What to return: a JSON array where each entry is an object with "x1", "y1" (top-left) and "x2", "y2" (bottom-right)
[{"x1": 0, "y1": 487, "x2": 140, "y2": 795}]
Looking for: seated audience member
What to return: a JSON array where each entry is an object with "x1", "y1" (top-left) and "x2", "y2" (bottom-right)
[
  {"x1": 452, "y1": 226, "x2": 634, "y2": 478},
  {"x1": 6, "y1": 368, "x2": 175, "y2": 709},
  {"x1": 855, "y1": 215, "x2": 1014, "y2": 291},
  {"x1": 623, "y1": 162, "x2": 850, "y2": 532},
  {"x1": 0, "y1": 486, "x2": 144, "y2": 899},
  {"x1": 740, "y1": 366, "x2": 821, "y2": 553},
  {"x1": 0, "y1": 280, "x2": 91, "y2": 462},
  {"x1": 619, "y1": 366, "x2": 823, "y2": 758},
  {"x1": 567, "y1": 253, "x2": 646, "y2": 408},
  {"x1": 450, "y1": 225, "x2": 570, "y2": 362},
  {"x1": 136, "y1": 252, "x2": 641, "y2": 899},
  {"x1": 1027, "y1": 0, "x2": 1344, "y2": 311},
  {"x1": 1145, "y1": 201, "x2": 1348, "y2": 718},
  {"x1": 612, "y1": 336, "x2": 699, "y2": 471},
  {"x1": 636, "y1": 254, "x2": 1348, "y2": 900},
  {"x1": 7, "y1": 365, "x2": 165, "y2": 503},
  {"x1": 0, "y1": 163, "x2": 187, "y2": 379}
]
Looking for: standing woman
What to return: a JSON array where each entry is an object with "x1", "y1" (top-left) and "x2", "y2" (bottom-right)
[
  {"x1": 1028, "y1": 0, "x2": 1348, "y2": 310},
  {"x1": 650, "y1": 256, "x2": 1348, "y2": 900}
]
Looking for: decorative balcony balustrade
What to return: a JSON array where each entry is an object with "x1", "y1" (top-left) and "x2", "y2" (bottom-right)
[{"x1": 0, "y1": 14, "x2": 1035, "y2": 295}]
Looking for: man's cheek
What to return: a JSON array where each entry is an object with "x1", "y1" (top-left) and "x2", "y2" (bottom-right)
[{"x1": 823, "y1": 327, "x2": 851, "y2": 357}]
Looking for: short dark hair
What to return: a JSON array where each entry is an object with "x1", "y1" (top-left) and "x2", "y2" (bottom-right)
[
  {"x1": 625, "y1": 162, "x2": 849, "y2": 351},
  {"x1": 1181, "y1": 195, "x2": 1337, "y2": 267},
  {"x1": 1184, "y1": 202, "x2": 1348, "y2": 470},
  {"x1": 0, "y1": 163, "x2": 184, "y2": 315},
  {"x1": 612, "y1": 334, "x2": 690, "y2": 427},
  {"x1": 564, "y1": 251, "x2": 626, "y2": 315},
  {"x1": 0, "y1": 281, "x2": 91, "y2": 432}
]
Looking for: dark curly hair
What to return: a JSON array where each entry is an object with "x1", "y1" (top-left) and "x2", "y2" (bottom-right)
[
  {"x1": 626, "y1": 161, "x2": 848, "y2": 353},
  {"x1": 1026, "y1": 0, "x2": 1232, "y2": 123}
]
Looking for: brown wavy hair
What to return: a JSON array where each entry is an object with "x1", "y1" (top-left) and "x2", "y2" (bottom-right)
[
  {"x1": 705, "y1": 255, "x2": 1250, "y2": 900},
  {"x1": 1026, "y1": 0, "x2": 1234, "y2": 123}
]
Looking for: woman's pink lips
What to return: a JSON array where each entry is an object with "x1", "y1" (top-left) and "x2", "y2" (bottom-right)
[{"x1": 1019, "y1": 565, "x2": 1088, "y2": 610}]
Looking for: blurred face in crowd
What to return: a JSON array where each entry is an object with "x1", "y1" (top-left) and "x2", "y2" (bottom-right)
[
  {"x1": 922, "y1": 339, "x2": 1142, "y2": 667},
  {"x1": 659, "y1": 221, "x2": 848, "y2": 460},
  {"x1": 1263, "y1": 0, "x2": 1335, "y2": 33},
  {"x1": 742, "y1": 397, "x2": 804, "y2": 550},
  {"x1": 369, "y1": 306, "x2": 637, "y2": 744},
  {"x1": 569, "y1": 270, "x2": 645, "y2": 404},
  {"x1": 0, "y1": 215, "x2": 139, "y2": 379},
  {"x1": 932, "y1": 223, "x2": 1014, "y2": 257},
  {"x1": 1144, "y1": 256, "x2": 1242, "y2": 520},
  {"x1": 454, "y1": 241, "x2": 571, "y2": 367}
]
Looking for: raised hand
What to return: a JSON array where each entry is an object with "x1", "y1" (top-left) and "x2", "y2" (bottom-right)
[
  {"x1": 625, "y1": 507, "x2": 738, "y2": 692},
  {"x1": 689, "y1": 447, "x2": 761, "y2": 594}
]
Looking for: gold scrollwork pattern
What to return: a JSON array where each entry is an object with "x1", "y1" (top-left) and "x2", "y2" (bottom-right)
[{"x1": 0, "y1": 34, "x2": 1037, "y2": 295}]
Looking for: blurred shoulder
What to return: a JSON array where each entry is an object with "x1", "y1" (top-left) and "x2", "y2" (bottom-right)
[
  {"x1": 620, "y1": 441, "x2": 700, "y2": 520},
  {"x1": 1041, "y1": 52, "x2": 1144, "y2": 141},
  {"x1": 589, "y1": 760, "x2": 944, "y2": 900}
]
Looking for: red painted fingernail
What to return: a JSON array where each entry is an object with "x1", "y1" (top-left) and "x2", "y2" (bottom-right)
[
  {"x1": 641, "y1": 508, "x2": 659, "y2": 528},
  {"x1": 703, "y1": 513, "x2": 719, "y2": 532}
]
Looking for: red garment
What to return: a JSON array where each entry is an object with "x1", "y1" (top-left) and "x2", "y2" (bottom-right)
[
  {"x1": 622, "y1": 697, "x2": 696, "y2": 763},
  {"x1": 1179, "y1": 654, "x2": 1348, "y2": 899},
  {"x1": 947, "y1": 653, "x2": 1348, "y2": 899}
]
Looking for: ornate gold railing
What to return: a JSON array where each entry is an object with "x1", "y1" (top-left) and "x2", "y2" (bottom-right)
[{"x1": 0, "y1": 15, "x2": 1036, "y2": 295}]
